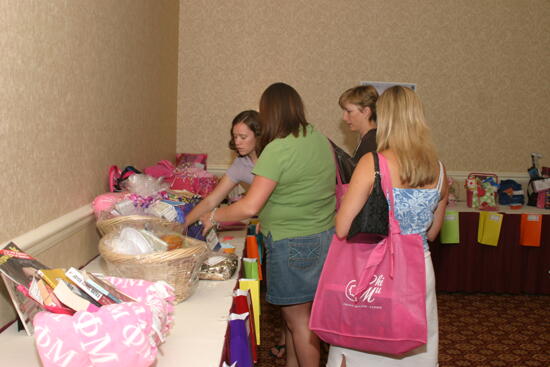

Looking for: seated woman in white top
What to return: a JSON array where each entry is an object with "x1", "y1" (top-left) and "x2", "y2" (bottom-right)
[{"x1": 183, "y1": 110, "x2": 260, "y2": 228}]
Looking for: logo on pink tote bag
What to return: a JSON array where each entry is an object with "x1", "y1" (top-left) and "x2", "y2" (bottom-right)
[{"x1": 344, "y1": 274, "x2": 384, "y2": 304}]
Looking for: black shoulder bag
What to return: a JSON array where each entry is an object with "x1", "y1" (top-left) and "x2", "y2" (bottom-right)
[
  {"x1": 329, "y1": 139, "x2": 356, "y2": 184},
  {"x1": 347, "y1": 153, "x2": 389, "y2": 239}
]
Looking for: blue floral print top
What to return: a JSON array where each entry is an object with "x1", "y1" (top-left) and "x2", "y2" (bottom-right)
[{"x1": 392, "y1": 162, "x2": 444, "y2": 251}]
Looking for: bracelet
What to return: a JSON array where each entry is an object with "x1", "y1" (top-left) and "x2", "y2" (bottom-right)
[{"x1": 209, "y1": 208, "x2": 219, "y2": 229}]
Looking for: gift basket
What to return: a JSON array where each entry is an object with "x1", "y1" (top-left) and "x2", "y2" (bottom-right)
[
  {"x1": 96, "y1": 214, "x2": 183, "y2": 237},
  {"x1": 95, "y1": 172, "x2": 206, "y2": 240},
  {"x1": 99, "y1": 228, "x2": 208, "y2": 303}
]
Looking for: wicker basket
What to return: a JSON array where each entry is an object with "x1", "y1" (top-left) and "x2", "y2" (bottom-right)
[
  {"x1": 96, "y1": 215, "x2": 184, "y2": 237},
  {"x1": 98, "y1": 231, "x2": 208, "y2": 303}
]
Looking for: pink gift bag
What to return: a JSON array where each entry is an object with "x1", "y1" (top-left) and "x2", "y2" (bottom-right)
[{"x1": 310, "y1": 153, "x2": 427, "y2": 355}]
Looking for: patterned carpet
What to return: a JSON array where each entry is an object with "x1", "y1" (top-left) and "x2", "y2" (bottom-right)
[{"x1": 256, "y1": 288, "x2": 550, "y2": 367}]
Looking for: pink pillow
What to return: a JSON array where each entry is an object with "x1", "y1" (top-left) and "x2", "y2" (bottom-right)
[{"x1": 33, "y1": 277, "x2": 175, "y2": 367}]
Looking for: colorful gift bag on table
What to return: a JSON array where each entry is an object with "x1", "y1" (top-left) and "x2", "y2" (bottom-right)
[
  {"x1": 233, "y1": 289, "x2": 257, "y2": 361},
  {"x1": 255, "y1": 232, "x2": 264, "y2": 264},
  {"x1": 246, "y1": 223, "x2": 256, "y2": 236},
  {"x1": 239, "y1": 278, "x2": 260, "y2": 345},
  {"x1": 245, "y1": 235, "x2": 263, "y2": 280},
  {"x1": 228, "y1": 313, "x2": 254, "y2": 367},
  {"x1": 440, "y1": 210, "x2": 460, "y2": 244},
  {"x1": 242, "y1": 258, "x2": 259, "y2": 280},
  {"x1": 245, "y1": 222, "x2": 264, "y2": 264},
  {"x1": 519, "y1": 214, "x2": 542, "y2": 247},
  {"x1": 465, "y1": 173, "x2": 499, "y2": 210},
  {"x1": 477, "y1": 211, "x2": 504, "y2": 246}
]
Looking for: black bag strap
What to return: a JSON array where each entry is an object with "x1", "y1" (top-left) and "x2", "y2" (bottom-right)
[{"x1": 372, "y1": 152, "x2": 380, "y2": 176}]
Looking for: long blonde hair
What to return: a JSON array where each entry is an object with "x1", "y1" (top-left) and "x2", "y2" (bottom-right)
[{"x1": 376, "y1": 86, "x2": 439, "y2": 187}]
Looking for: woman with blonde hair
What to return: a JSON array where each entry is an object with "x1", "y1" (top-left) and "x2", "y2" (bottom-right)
[{"x1": 328, "y1": 86, "x2": 448, "y2": 367}]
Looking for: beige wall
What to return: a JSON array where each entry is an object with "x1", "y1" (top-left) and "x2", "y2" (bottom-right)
[
  {"x1": 0, "y1": 1, "x2": 179, "y2": 325},
  {"x1": 0, "y1": 0, "x2": 179, "y2": 243},
  {"x1": 178, "y1": 0, "x2": 550, "y2": 173},
  {"x1": 1, "y1": 0, "x2": 548, "y2": 330}
]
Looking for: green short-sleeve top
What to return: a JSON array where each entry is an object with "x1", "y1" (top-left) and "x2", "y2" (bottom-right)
[{"x1": 252, "y1": 124, "x2": 336, "y2": 241}]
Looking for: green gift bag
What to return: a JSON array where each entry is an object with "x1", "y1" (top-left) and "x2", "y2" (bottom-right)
[
  {"x1": 440, "y1": 210, "x2": 460, "y2": 244},
  {"x1": 242, "y1": 258, "x2": 259, "y2": 280}
]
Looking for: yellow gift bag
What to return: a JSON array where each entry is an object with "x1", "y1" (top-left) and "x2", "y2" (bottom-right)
[
  {"x1": 477, "y1": 211, "x2": 503, "y2": 246},
  {"x1": 239, "y1": 278, "x2": 260, "y2": 345}
]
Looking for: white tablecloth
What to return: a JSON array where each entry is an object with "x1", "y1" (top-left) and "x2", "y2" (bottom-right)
[{"x1": 0, "y1": 230, "x2": 246, "y2": 367}]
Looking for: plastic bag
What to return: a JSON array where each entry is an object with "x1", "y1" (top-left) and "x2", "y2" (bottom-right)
[
  {"x1": 108, "y1": 227, "x2": 167, "y2": 255},
  {"x1": 122, "y1": 174, "x2": 170, "y2": 198}
]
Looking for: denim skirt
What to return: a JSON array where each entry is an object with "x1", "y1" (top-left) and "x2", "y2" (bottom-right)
[{"x1": 264, "y1": 227, "x2": 334, "y2": 305}]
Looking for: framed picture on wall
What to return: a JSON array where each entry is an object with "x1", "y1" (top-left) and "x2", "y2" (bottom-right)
[{"x1": 361, "y1": 81, "x2": 416, "y2": 95}]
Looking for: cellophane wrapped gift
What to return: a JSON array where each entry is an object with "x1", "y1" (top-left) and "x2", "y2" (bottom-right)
[
  {"x1": 33, "y1": 276, "x2": 175, "y2": 367},
  {"x1": 171, "y1": 166, "x2": 218, "y2": 197},
  {"x1": 143, "y1": 159, "x2": 217, "y2": 197}
]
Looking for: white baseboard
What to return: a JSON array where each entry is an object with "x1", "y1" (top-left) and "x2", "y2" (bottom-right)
[{"x1": 2, "y1": 205, "x2": 95, "y2": 254}]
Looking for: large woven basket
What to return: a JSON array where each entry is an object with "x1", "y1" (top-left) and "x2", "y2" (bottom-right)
[
  {"x1": 96, "y1": 215, "x2": 184, "y2": 237},
  {"x1": 98, "y1": 232, "x2": 208, "y2": 303}
]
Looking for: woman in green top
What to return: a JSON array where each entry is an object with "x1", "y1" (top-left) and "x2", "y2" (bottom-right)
[{"x1": 201, "y1": 82, "x2": 336, "y2": 367}]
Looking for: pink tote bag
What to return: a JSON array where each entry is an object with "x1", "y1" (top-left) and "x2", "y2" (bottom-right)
[{"x1": 310, "y1": 153, "x2": 427, "y2": 355}]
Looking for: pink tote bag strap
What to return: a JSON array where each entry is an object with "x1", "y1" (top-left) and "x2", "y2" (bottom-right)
[
  {"x1": 377, "y1": 153, "x2": 401, "y2": 234},
  {"x1": 355, "y1": 153, "x2": 402, "y2": 290}
]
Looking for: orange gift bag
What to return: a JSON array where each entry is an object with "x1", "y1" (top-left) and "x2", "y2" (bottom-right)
[{"x1": 519, "y1": 214, "x2": 542, "y2": 247}]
